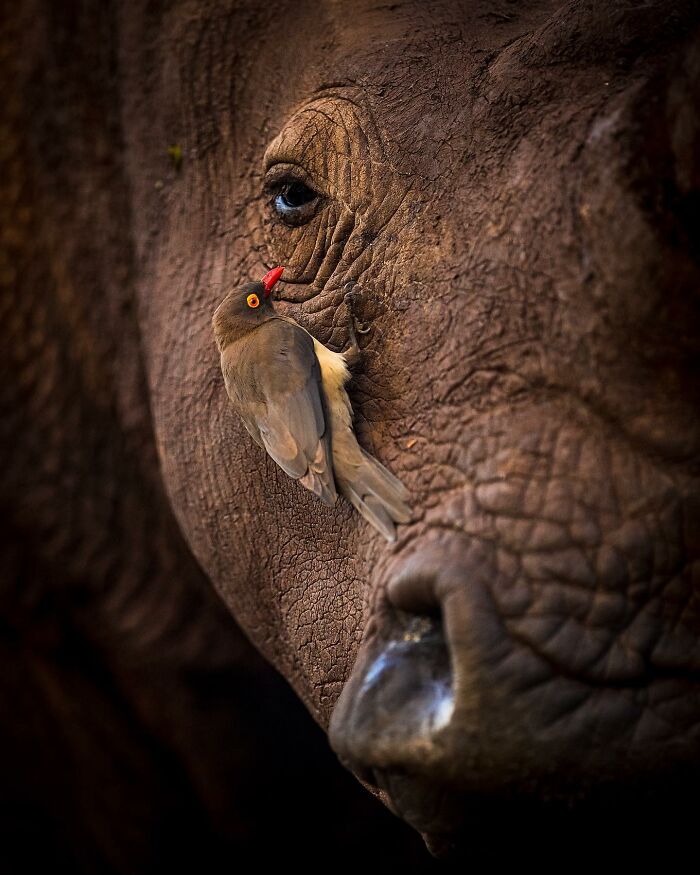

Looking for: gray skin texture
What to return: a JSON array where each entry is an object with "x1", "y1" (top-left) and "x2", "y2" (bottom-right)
[{"x1": 118, "y1": 0, "x2": 700, "y2": 853}]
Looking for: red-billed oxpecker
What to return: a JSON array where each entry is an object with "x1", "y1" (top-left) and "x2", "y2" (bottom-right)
[{"x1": 212, "y1": 267, "x2": 410, "y2": 540}]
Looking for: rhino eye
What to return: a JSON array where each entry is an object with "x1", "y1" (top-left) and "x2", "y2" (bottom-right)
[{"x1": 269, "y1": 175, "x2": 321, "y2": 226}]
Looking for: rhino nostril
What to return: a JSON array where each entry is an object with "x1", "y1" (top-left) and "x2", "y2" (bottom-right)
[
  {"x1": 329, "y1": 607, "x2": 455, "y2": 781},
  {"x1": 360, "y1": 613, "x2": 454, "y2": 736},
  {"x1": 330, "y1": 539, "x2": 483, "y2": 796}
]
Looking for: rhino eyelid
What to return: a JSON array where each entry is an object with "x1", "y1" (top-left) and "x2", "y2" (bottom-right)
[{"x1": 263, "y1": 159, "x2": 326, "y2": 188}]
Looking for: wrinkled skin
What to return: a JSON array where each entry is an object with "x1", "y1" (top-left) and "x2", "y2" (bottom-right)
[{"x1": 119, "y1": 0, "x2": 700, "y2": 854}]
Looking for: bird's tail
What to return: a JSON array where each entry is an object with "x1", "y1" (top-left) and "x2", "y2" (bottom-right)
[{"x1": 339, "y1": 449, "x2": 411, "y2": 542}]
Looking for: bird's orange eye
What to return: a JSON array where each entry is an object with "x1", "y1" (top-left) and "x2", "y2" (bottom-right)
[{"x1": 247, "y1": 293, "x2": 260, "y2": 308}]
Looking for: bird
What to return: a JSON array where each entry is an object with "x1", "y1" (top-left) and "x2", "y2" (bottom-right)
[{"x1": 212, "y1": 267, "x2": 410, "y2": 541}]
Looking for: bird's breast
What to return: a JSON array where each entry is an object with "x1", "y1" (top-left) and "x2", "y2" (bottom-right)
[{"x1": 312, "y1": 338, "x2": 350, "y2": 400}]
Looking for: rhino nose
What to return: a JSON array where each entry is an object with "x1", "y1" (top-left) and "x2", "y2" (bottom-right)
[
  {"x1": 328, "y1": 535, "x2": 495, "y2": 832},
  {"x1": 329, "y1": 611, "x2": 454, "y2": 778}
]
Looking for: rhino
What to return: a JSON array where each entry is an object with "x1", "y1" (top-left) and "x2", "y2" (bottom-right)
[{"x1": 4, "y1": 0, "x2": 700, "y2": 864}]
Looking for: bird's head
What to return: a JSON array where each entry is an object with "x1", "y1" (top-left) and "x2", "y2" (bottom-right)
[{"x1": 212, "y1": 267, "x2": 284, "y2": 350}]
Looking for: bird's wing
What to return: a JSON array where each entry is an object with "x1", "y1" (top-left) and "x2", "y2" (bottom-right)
[{"x1": 226, "y1": 319, "x2": 337, "y2": 506}]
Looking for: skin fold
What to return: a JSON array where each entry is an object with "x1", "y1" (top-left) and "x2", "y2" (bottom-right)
[{"x1": 116, "y1": 0, "x2": 700, "y2": 854}]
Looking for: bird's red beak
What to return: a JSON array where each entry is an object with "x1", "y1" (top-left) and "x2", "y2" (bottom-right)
[{"x1": 261, "y1": 266, "x2": 284, "y2": 297}]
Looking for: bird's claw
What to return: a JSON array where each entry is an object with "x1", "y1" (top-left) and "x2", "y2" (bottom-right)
[
  {"x1": 343, "y1": 288, "x2": 365, "y2": 368},
  {"x1": 344, "y1": 324, "x2": 362, "y2": 369}
]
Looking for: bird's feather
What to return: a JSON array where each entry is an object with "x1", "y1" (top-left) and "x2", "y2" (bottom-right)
[
  {"x1": 222, "y1": 319, "x2": 337, "y2": 506},
  {"x1": 221, "y1": 312, "x2": 411, "y2": 538},
  {"x1": 334, "y1": 444, "x2": 411, "y2": 542}
]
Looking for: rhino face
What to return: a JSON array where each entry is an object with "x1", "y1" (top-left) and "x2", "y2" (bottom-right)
[{"x1": 121, "y1": 0, "x2": 700, "y2": 851}]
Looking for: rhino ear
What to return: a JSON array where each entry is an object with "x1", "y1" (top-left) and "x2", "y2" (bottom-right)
[{"x1": 261, "y1": 266, "x2": 284, "y2": 296}]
